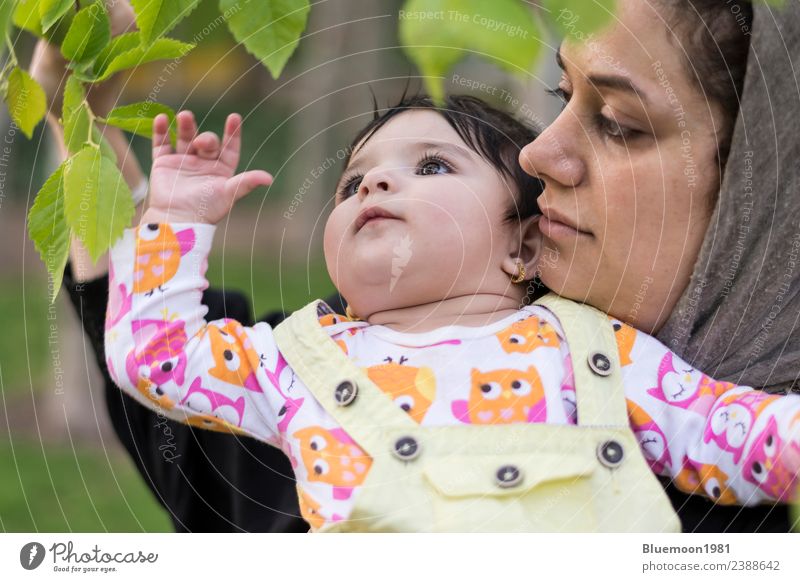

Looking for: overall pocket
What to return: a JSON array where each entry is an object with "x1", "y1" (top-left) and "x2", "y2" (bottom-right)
[{"x1": 422, "y1": 452, "x2": 599, "y2": 532}]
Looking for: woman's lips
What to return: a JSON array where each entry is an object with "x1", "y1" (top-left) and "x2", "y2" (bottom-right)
[{"x1": 538, "y1": 208, "x2": 591, "y2": 239}]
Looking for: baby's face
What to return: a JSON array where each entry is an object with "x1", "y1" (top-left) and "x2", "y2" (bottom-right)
[{"x1": 324, "y1": 110, "x2": 532, "y2": 319}]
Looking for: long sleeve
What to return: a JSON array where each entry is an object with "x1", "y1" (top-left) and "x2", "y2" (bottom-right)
[
  {"x1": 64, "y1": 261, "x2": 309, "y2": 532},
  {"x1": 105, "y1": 223, "x2": 288, "y2": 447},
  {"x1": 616, "y1": 319, "x2": 800, "y2": 506}
]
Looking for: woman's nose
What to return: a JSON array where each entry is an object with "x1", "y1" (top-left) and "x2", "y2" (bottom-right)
[
  {"x1": 358, "y1": 168, "x2": 392, "y2": 198},
  {"x1": 519, "y1": 115, "x2": 587, "y2": 188}
]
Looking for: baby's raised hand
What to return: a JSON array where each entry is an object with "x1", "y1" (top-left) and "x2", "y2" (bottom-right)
[{"x1": 142, "y1": 111, "x2": 273, "y2": 225}]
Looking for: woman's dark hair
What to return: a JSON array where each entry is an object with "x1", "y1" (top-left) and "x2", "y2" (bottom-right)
[
  {"x1": 660, "y1": 0, "x2": 753, "y2": 167},
  {"x1": 342, "y1": 94, "x2": 543, "y2": 224}
]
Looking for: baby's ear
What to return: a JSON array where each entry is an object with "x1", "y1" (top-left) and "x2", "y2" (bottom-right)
[{"x1": 502, "y1": 215, "x2": 542, "y2": 282}]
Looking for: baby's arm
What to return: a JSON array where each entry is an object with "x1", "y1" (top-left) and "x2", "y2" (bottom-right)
[
  {"x1": 105, "y1": 112, "x2": 283, "y2": 444},
  {"x1": 615, "y1": 320, "x2": 800, "y2": 505},
  {"x1": 105, "y1": 222, "x2": 288, "y2": 445}
]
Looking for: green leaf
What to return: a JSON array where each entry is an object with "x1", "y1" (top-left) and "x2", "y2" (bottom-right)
[
  {"x1": 13, "y1": 0, "x2": 43, "y2": 36},
  {"x1": 220, "y1": 0, "x2": 310, "y2": 78},
  {"x1": 94, "y1": 36, "x2": 194, "y2": 81},
  {"x1": 93, "y1": 126, "x2": 118, "y2": 163},
  {"x1": 5, "y1": 67, "x2": 46, "y2": 138},
  {"x1": 62, "y1": 74, "x2": 85, "y2": 118},
  {"x1": 131, "y1": 0, "x2": 201, "y2": 46},
  {"x1": 39, "y1": 0, "x2": 73, "y2": 32},
  {"x1": 0, "y1": 1, "x2": 16, "y2": 59},
  {"x1": 542, "y1": 0, "x2": 617, "y2": 39},
  {"x1": 61, "y1": 1, "x2": 111, "y2": 64},
  {"x1": 17, "y1": 0, "x2": 75, "y2": 43},
  {"x1": 27, "y1": 161, "x2": 71, "y2": 302},
  {"x1": 95, "y1": 31, "x2": 142, "y2": 65},
  {"x1": 102, "y1": 101, "x2": 176, "y2": 142},
  {"x1": 399, "y1": 0, "x2": 542, "y2": 103},
  {"x1": 65, "y1": 102, "x2": 93, "y2": 154},
  {"x1": 62, "y1": 75, "x2": 91, "y2": 154},
  {"x1": 63, "y1": 146, "x2": 135, "y2": 263}
]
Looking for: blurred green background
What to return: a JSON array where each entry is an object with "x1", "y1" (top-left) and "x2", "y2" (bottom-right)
[{"x1": 0, "y1": 0, "x2": 554, "y2": 531}]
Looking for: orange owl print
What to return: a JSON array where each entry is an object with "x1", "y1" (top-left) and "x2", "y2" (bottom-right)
[
  {"x1": 451, "y1": 366, "x2": 547, "y2": 424},
  {"x1": 317, "y1": 303, "x2": 359, "y2": 354},
  {"x1": 293, "y1": 426, "x2": 372, "y2": 500},
  {"x1": 133, "y1": 224, "x2": 196, "y2": 295},
  {"x1": 612, "y1": 319, "x2": 636, "y2": 367},
  {"x1": 495, "y1": 316, "x2": 560, "y2": 354},
  {"x1": 627, "y1": 399, "x2": 672, "y2": 474},
  {"x1": 673, "y1": 455, "x2": 737, "y2": 504},
  {"x1": 296, "y1": 485, "x2": 344, "y2": 530},
  {"x1": 204, "y1": 319, "x2": 263, "y2": 392},
  {"x1": 365, "y1": 356, "x2": 436, "y2": 423}
]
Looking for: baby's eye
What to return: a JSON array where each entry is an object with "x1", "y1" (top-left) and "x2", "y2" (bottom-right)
[
  {"x1": 337, "y1": 175, "x2": 363, "y2": 200},
  {"x1": 417, "y1": 156, "x2": 452, "y2": 176}
]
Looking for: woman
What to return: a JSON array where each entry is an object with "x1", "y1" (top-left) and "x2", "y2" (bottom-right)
[
  {"x1": 38, "y1": 0, "x2": 797, "y2": 530},
  {"x1": 519, "y1": 0, "x2": 799, "y2": 529}
]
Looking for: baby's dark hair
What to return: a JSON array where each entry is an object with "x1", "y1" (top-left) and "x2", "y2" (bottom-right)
[{"x1": 342, "y1": 94, "x2": 543, "y2": 224}]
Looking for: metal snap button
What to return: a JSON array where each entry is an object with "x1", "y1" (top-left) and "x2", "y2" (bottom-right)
[
  {"x1": 392, "y1": 436, "x2": 420, "y2": 461},
  {"x1": 588, "y1": 351, "x2": 613, "y2": 376},
  {"x1": 597, "y1": 440, "x2": 625, "y2": 468},
  {"x1": 495, "y1": 465, "x2": 523, "y2": 488},
  {"x1": 334, "y1": 380, "x2": 358, "y2": 406}
]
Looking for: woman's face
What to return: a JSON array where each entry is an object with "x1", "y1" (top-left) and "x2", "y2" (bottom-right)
[{"x1": 520, "y1": 0, "x2": 724, "y2": 333}]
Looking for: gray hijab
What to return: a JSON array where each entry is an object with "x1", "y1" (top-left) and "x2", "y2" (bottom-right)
[{"x1": 657, "y1": 1, "x2": 800, "y2": 394}]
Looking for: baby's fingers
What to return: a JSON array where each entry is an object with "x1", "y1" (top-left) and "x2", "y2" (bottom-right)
[
  {"x1": 152, "y1": 114, "x2": 172, "y2": 159},
  {"x1": 176, "y1": 110, "x2": 198, "y2": 154},
  {"x1": 219, "y1": 113, "x2": 242, "y2": 170},
  {"x1": 224, "y1": 170, "x2": 273, "y2": 202},
  {"x1": 188, "y1": 131, "x2": 221, "y2": 160}
]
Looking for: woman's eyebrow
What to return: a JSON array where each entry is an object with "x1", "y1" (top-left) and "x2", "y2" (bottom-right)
[{"x1": 556, "y1": 46, "x2": 651, "y2": 105}]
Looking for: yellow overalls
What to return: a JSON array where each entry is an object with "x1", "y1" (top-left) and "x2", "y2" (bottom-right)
[{"x1": 273, "y1": 293, "x2": 681, "y2": 532}]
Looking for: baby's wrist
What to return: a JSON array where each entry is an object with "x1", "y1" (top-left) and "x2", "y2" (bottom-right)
[{"x1": 141, "y1": 207, "x2": 213, "y2": 225}]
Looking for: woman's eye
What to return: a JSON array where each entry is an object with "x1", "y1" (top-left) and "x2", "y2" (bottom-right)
[
  {"x1": 418, "y1": 159, "x2": 450, "y2": 176},
  {"x1": 545, "y1": 87, "x2": 570, "y2": 109},
  {"x1": 596, "y1": 114, "x2": 640, "y2": 141}
]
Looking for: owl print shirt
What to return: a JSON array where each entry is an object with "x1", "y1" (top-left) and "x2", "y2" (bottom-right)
[{"x1": 106, "y1": 223, "x2": 800, "y2": 530}]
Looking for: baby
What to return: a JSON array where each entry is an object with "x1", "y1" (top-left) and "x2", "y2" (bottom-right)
[{"x1": 106, "y1": 95, "x2": 800, "y2": 532}]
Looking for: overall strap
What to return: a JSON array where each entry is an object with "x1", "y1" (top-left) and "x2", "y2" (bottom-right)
[
  {"x1": 273, "y1": 301, "x2": 416, "y2": 457},
  {"x1": 534, "y1": 294, "x2": 628, "y2": 428}
]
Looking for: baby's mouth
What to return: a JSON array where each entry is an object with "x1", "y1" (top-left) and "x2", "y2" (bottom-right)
[{"x1": 355, "y1": 206, "x2": 401, "y2": 231}]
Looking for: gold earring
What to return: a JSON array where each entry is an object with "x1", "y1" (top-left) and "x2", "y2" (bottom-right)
[
  {"x1": 510, "y1": 260, "x2": 526, "y2": 284},
  {"x1": 345, "y1": 305, "x2": 360, "y2": 320}
]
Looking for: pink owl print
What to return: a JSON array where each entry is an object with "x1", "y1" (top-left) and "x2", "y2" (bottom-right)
[
  {"x1": 106, "y1": 260, "x2": 132, "y2": 331},
  {"x1": 561, "y1": 354, "x2": 577, "y2": 424},
  {"x1": 262, "y1": 353, "x2": 304, "y2": 434},
  {"x1": 627, "y1": 399, "x2": 672, "y2": 474},
  {"x1": 742, "y1": 416, "x2": 800, "y2": 502},
  {"x1": 126, "y1": 318, "x2": 188, "y2": 392},
  {"x1": 704, "y1": 391, "x2": 779, "y2": 464},
  {"x1": 647, "y1": 352, "x2": 735, "y2": 416},
  {"x1": 180, "y1": 376, "x2": 246, "y2": 427}
]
